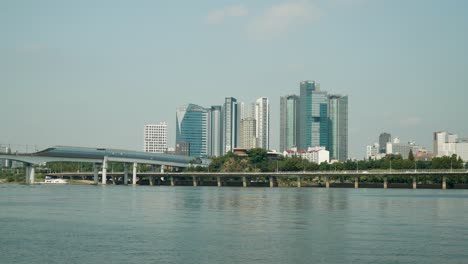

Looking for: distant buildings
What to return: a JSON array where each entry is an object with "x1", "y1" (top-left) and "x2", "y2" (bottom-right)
[
  {"x1": 143, "y1": 122, "x2": 167, "y2": 153},
  {"x1": 281, "y1": 80, "x2": 348, "y2": 162},
  {"x1": 379, "y1": 133, "x2": 391, "y2": 154},
  {"x1": 283, "y1": 146, "x2": 330, "y2": 164},
  {"x1": 433, "y1": 131, "x2": 468, "y2": 161}
]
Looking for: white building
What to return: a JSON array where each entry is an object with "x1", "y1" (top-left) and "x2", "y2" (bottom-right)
[
  {"x1": 282, "y1": 146, "x2": 330, "y2": 164},
  {"x1": 255, "y1": 97, "x2": 270, "y2": 150},
  {"x1": 240, "y1": 117, "x2": 257, "y2": 149},
  {"x1": 366, "y1": 143, "x2": 379, "y2": 159},
  {"x1": 144, "y1": 122, "x2": 167, "y2": 153},
  {"x1": 434, "y1": 131, "x2": 468, "y2": 161}
]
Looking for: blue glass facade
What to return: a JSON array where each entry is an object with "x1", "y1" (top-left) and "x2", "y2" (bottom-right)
[{"x1": 176, "y1": 104, "x2": 209, "y2": 158}]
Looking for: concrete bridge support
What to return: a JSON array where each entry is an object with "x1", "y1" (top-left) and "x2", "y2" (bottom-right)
[
  {"x1": 442, "y1": 176, "x2": 447, "y2": 190},
  {"x1": 112, "y1": 176, "x2": 116, "y2": 185},
  {"x1": 326, "y1": 176, "x2": 330, "y2": 188},
  {"x1": 93, "y1": 164, "x2": 99, "y2": 184},
  {"x1": 123, "y1": 165, "x2": 128, "y2": 185},
  {"x1": 25, "y1": 165, "x2": 35, "y2": 184},
  {"x1": 384, "y1": 176, "x2": 388, "y2": 189},
  {"x1": 412, "y1": 176, "x2": 417, "y2": 189},
  {"x1": 269, "y1": 176, "x2": 274, "y2": 188},
  {"x1": 217, "y1": 176, "x2": 222, "y2": 187},
  {"x1": 354, "y1": 177, "x2": 359, "y2": 189},
  {"x1": 242, "y1": 176, "x2": 247, "y2": 188},
  {"x1": 132, "y1": 162, "x2": 137, "y2": 185},
  {"x1": 192, "y1": 176, "x2": 197, "y2": 187},
  {"x1": 297, "y1": 177, "x2": 302, "y2": 188},
  {"x1": 102, "y1": 157, "x2": 108, "y2": 185},
  {"x1": 170, "y1": 176, "x2": 175, "y2": 187},
  {"x1": 149, "y1": 176, "x2": 155, "y2": 186}
]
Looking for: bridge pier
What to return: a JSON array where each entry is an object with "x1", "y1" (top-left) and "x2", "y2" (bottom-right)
[
  {"x1": 442, "y1": 176, "x2": 447, "y2": 190},
  {"x1": 112, "y1": 176, "x2": 116, "y2": 185},
  {"x1": 326, "y1": 176, "x2": 330, "y2": 188},
  {"x1": 123, "y1": 164, "x2": 128, "y2": 185},
  {"x1": 160, "y1": 165, "x2": 165, "y2": 173},
  {"x1": 93, "y1": 164, "x2": 99, "y2": 184},
  {"x1": 102, "y1": 157, "x2": 108, "y2": 185},
  {"x1": 384, "y1": 176, "x2": 388, "y2": 189},
  {"x1": 132, "y1": 162, "x2": 137, "y2": 185},
  {"x1": 25, "y1": 165, "x2": 35, "y2": 184},
  {"x1": 192, "y1": 176, "x2": 197, "y2": 187},
  {"x1": 269, "y1": 176, "x2": 274, "y2": 188},
  {"x1": 297, "y1": 176, "x2": 302, "y2": 188},
  {"x1": 149, "y1": 175, "x2": 155, "y2": 186},
  {"x1": 170, "y1": 176, "x2": 175, "y2": 186},
  {"x1": 242, "y1": 176, "x2": 247, "y2": 188},
  {"x1": 354, "y1": 177, "x2": 359, "y2": 189},
  {"x1": 412, "y1": 176, "x2": 417, "y2": 189}
]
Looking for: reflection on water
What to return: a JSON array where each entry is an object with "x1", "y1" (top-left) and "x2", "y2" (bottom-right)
[{"x1": 0, "y1": 185, "x2": 467, "y2": 264}]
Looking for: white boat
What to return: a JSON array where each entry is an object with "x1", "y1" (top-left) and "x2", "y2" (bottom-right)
[{"x1": 44, "y1": 176, "x2": 68, "y2": 184}]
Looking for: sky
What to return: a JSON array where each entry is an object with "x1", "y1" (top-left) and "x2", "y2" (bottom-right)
[{"x1": 1, "y1": 0, "x2": 468, "y2": 158}]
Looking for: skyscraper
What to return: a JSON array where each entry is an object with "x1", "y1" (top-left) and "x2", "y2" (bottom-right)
[
  {"x1": 280, "y1": 95, "x2": 299, "y2": 152},
  {"x1": 143, "y1": 122, "x2": 167, "y2": 153},
  {"x1": 298, "y1": 81, "x2": 329, "y2": 151},
  {"x1": 379, "y1": 133, "x2": 391, "y2": 154},
  {"x1": 223, "y1": 97, "x2": 239, "y2": 154},
  {"x1": 240, "y1": 117, "x2": 257, "y2": 149},
  {"x1": 328, "y1": 95, "x2": 348, "y2": 161},
  {"x1": 209, "y1": 105, "x2": 223, "y2": 157},
  {"x1": 176, "y1": 104, "x2": 209, "y2": 157},
  {"x1": 255, "y1": 97, "x2": 270, "y2": 150}
]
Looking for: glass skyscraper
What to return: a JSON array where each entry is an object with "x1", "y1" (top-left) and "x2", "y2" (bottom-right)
[
  {"x1": 280, "y1": 95, "x2": 298, "y2": 152},
  {"x1": 328, "y1": 95, "x2": 348, "y2": 161},
  {"x1": 223, "y1": 97, "x2": 239, "y2": 154},
  {"x1": 176, "y1": 104, "x2": 209, "y2": 158},
  {"x1": 209, "y1": 105, "x2": 223, "y2": 157},
  {"x1": 298, "y1": 81, "x2": 330, "y2": 151}
]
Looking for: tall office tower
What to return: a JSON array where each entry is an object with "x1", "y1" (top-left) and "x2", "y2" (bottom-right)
[
  {"x1": 240, "y1": 117, "x2": 257, "y2": 149},
  {"x1": 223, "y1": 97, "x2": 239, "y2": 154},
  {"x1": 280, "y1": 95, "x2": 299, "y2": 152},
  {"x1": 379, "y1": 133, "x2": 391, "y2": 154},
  {"x1": 144, "y1": 122, "x2": 167, "y2": 153},
  {"x1": 255, "y1": 97, "x2": 270, "y2": 150},
  {"x1": 176, "y1": 104, "x2": 209, "y2": 158},
  {"x1": 298, "y1": 81, "x2": 329, "y2": 150},
  {"x1": 328, "y1": 95, "x2": 348, "y2": 161},
  {"x1": 209, "y1": 105, "x2": 223, "y2": 157}
]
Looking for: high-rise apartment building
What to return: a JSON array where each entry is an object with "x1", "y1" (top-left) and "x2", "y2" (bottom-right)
[
  {"x1": 240, "y1": 117, "x2": 257, "y2": 149},
  {"x1": 433, "y1": 131, "x2": 468, "y2": 161},
  {"x1": 298, "y1": 81, "x2": 329, "y2": 151},
  {"x1": 144, "y1": 122, "x2": 167, "y2": 153},
  {"x1": 328, "y1": 95, "x2": 348, "y2": 161},
  {"x1": 379, "y1": 133, "x2": 391, "y2": 154},
  {"x1": 176, "y1": 104, "x2": 209, "y2": 158},
  {"x1": 255, "y1": 97, "x2": 270, "y2": 150},
  {"x1": 223, "y1": 97, "x2": 239, "y2": 154},
  {"x1": 280, "y1": 95, "x2": 298, "y2": 152},
  {"x1": 209, "y1": 105, "x2": 223, "y2": 157}
]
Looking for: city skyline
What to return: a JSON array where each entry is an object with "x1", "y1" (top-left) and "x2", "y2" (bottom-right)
[{"x1": 1, "y1": 0, "x2": 467, "y2": 158}]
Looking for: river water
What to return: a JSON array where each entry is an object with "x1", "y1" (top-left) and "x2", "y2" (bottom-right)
[{"x1": 1, "y1": 185, "x2": 467, "y2": 264}]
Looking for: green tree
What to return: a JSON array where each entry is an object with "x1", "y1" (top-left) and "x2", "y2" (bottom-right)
[{"x1": 408, "y1": 149, "x2": 415, "y2": 161}]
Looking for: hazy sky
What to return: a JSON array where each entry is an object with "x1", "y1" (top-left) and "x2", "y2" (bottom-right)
[{"x1": 1, "y1": 0, "x2": 467, "y2": 158}]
